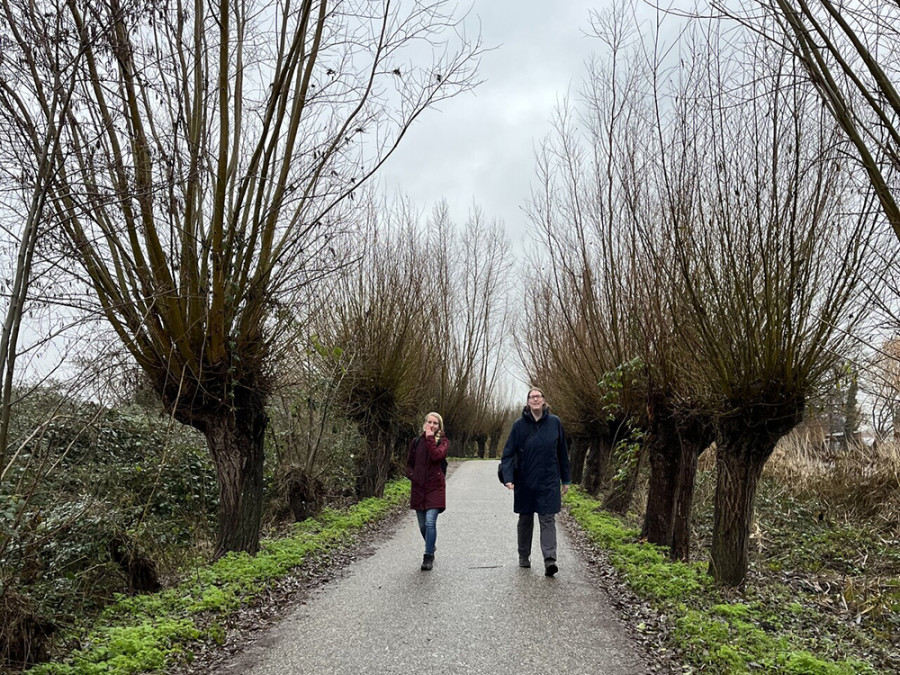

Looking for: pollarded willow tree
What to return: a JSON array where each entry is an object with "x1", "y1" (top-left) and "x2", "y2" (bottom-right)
[
  {"x1": 0, "y1": 0, "x2": 479, "y2": 556},
  {"x1": 523, "y1": 5, "x2": 706, "y2": 528},
  {"x1": 325, "y1": 203, "x2": 433, "y2": 498},
  {"x1": 576, "y1": 5, "x2": 716, "y2": 557},
  {"x1": 660, "y1": 29, "x2": 876, "y2": 585},
  {"x1": 522, "y1": 83, "x2": 645, "y2": 499}
]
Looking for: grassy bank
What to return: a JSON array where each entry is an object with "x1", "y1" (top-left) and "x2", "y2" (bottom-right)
[
  {"x1": 26, "y1": 481, "x2": 410, "y2": 675},
  {"x1": 565, "y1": 473, "x2": 897, "y2": 674}
]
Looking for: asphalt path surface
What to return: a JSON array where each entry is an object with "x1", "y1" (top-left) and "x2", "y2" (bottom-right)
[{"x1": 217, "y1": 460, "x2": 652, "y2": 675}]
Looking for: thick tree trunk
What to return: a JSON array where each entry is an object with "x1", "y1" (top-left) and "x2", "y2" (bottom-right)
[
  {"x1": 643, "y1": 403, "x2": 712, "y2": 560},
  {"x1": 641, "y1": 414, "x2": 678, "y2": 545},
  {"x1": 487, "y1": 431, "x2": 502, "y2": 459},
  {"x1": 356, "y1": 429, "x2": 393, "y2": 498},
  {"x1": 581, "y1": 433, "x2": 612, "y2": 496},
  {"x1": 201, "y1": 393, "x2": 268, "y2": 558},
  {"x1": 282, "y1": 467, "x2": 325, "y2": 522},
  {"x1": 475, "y1": 435, "x2": 486, "y2": 459},
  {"x1": 671, "y1": 441, "x2": 702, "y2": 562},
  {"x1": 456, "y1": 432, "x2": 471, "y2": 457},
  {"x1": 709, "y1": 442, "x2": 770, "y2": 586},
  {"x1": 710, "y1": 397, "x2": 803, "y2": 585}
]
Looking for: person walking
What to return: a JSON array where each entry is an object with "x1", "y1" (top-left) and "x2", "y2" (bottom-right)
[
  {"x1": 405, "y1": 412, "x2": 449, "y2": 571},
  {"x1": 500, "y1": 388, "x2": 571, "y2": 576}
]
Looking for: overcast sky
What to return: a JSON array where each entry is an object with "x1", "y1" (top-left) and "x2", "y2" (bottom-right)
[{"x1": 379, "y1": 1, "x2": 604, "y2": 248}]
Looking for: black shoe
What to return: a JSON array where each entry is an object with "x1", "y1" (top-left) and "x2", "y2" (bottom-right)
[
  {"x1": 519, "y1": 556, "x2": 531, "y2": 568},
  {"x1": 544, "y1": 558, "x2": 558, "y2": 577},
  {"x1": 421, "y1": 554, "x2": 434, "y2": 571}
]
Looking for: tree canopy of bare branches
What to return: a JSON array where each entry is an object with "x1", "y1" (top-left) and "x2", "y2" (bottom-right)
[
  {"x1": 321, "y1": 198, "x2": 511, "y2": 497},
  {"x1": 708, "y1": 0, "x2": 900, "y2": 239},
  {"x1": 0, "y1": 0, "x2": 480, "y2": 556}
]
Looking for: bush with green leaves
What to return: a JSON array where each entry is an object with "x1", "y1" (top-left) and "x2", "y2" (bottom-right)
[
  {"x1": 2, "y1": 389, "x2": 218, "y2": 623},
  {"x1": 24, "y1": 480, "x2": 409, "y2": 675}
]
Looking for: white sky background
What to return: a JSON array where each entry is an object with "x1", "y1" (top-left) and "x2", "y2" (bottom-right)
[{"x1": 379, "y1": 0, "x2": 607, "y2": 248}]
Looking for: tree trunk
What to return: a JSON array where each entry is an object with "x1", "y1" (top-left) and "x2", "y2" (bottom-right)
[
  {"x1": 455, "y1": 432, "x2": 471, "y2": 457},
  {"x1": 603, "y1": 443, "x2": 645, "y2": 514},
  {"x1": 641, "y1": 414, "x2": 678, "y2": 545},
  {"x1": 282, "y1": 468, "x2": 325, "y2": 522},
  {"x1": 642, "y1": 404, "x2": 712, "y2": 561},
  {"x1": 356, "y1": 429, "x2": 393, "y2": 498},
  {"x1": 488, "y1": 430, "x2": 502, "y2": 459},
  {"x1": 709, "y1": 441, "x2": 770, "y2": 586},
  {"x1": 200, "y1": 393, "x2": 268, "y2": 558},
  {"x1": 569, "y1": 435, "x2": 588, "y2": 485},
  {"x1": 671, "y1": 441, "x2": 703, "y2": 561},
  {"x1": 475, "y1": 435, "x2": 486, "y2": 459},
  {"x1": 710, "y1": 397, "x2": 803, "y2": 585},
  {"x1": 581, "y1": 433, "x2": 612, "y2": 496}
]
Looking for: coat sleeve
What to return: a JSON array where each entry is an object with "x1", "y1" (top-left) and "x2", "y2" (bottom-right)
[
  {"x1": 499, "y1": 422, "x2": 519, "y2": 483},
  {"x1": 557, "y1": 419, "x2": 572, "y2": 485},
  {"x1": 430, "y1": 436, "x2": 449, "y2": 461}
]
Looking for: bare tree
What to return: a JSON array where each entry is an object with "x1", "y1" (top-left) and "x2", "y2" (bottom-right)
[
  {"x1": 660, "y1": 30, "x2": 875, "y2": 585},
  {"x1": 708, "y1": 0, "x2": 900, "y2": 239},
  {"x1": 522, "y1": 78, "x2": 645, "y2": 497},
  {"x1": 324, "y1": 196, "x2": 511, "y2": 492},
  {"x1": 426, "y1": 202, "x2": 512, "y2": 455},
  {"x1": 324, "y1": 202, "x2": 433, "y2": 497},
  {"x1": 0, "y1": 0, "x2": 479, "y2": 556},
  {"x1": 0, "y1": 1, "x2": 85, "y2": 468}
]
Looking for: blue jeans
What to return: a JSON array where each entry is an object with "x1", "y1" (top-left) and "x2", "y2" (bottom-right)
[{"x1": 416, "y1": 508, "x2": 440, "y2": 555}]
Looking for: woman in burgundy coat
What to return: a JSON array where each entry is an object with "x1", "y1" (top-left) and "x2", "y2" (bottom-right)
[{"x1": 405, "y1": 412, "x2": 449, "y2": 571}]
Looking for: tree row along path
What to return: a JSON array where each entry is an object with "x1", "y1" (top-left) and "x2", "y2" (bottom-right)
[{"x1": 216, "y1": 460, "x2": 653, "y2": 675}]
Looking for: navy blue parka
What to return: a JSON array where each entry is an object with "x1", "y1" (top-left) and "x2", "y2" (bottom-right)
[{"x1": 500, "y1": 405, "x2": 571, "y2": 514}]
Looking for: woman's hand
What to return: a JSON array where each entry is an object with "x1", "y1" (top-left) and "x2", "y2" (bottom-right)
[{"x1": 423, "y1": 416, "x2": 440, "y2": 438}]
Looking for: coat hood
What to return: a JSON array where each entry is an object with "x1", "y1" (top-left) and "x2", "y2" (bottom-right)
[{"x1": 522, "y1": 403, "x2": 551, "y2": 420}]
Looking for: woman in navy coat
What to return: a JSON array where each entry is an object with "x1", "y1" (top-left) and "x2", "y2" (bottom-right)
[
  {"x1": 500, "y1": 388, "x2": 571, "y2": 576},
  {"x1": 405, "y1": 412, "x2": 449, "y2": 571}
]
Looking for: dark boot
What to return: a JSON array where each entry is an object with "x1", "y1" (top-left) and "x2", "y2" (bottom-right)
[
  {"x1": 421, "y1": 554, "x2": 434, "y2": 571},
  {"x1": 544, "y1": 558, "x2": 558, "y2": 577},
  {"x1": 518, "y1": 556, "x2": 531, "y2": 568}
]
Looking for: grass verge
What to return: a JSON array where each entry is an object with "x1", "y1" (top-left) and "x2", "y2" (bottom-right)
[
  {"x1": 565, "y1": 486, "x2": 879, "y2": 675},
  {"x1": 26, "y1": 480, "x2": 410, "y2": 675}
]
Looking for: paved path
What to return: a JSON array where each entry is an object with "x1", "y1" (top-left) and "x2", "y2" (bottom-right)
[{"x1": 217, "y1": 460, "x2": 652, "y2": 675}]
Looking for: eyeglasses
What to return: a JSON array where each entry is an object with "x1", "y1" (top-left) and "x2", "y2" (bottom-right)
[{"x1": 528, "y1": 394, "x2": 544, "y2": 400}]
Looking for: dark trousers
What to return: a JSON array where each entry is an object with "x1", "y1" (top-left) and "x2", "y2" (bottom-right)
[{"x1": 517, "y1": 512, "x2": 557, "y2": 561}]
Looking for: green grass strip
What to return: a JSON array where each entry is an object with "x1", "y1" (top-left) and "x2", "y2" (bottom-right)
[
  {"x1": 564, "y1": 487, "x2": 875, "y2": 675},
  {"x1": 27, "y1": 480, "x2": 410, "y2": 675}
]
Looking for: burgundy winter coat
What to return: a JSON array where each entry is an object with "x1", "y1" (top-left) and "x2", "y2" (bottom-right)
[{"x1": 405, "y1": 433, "x2": 449, "y2": 511}]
